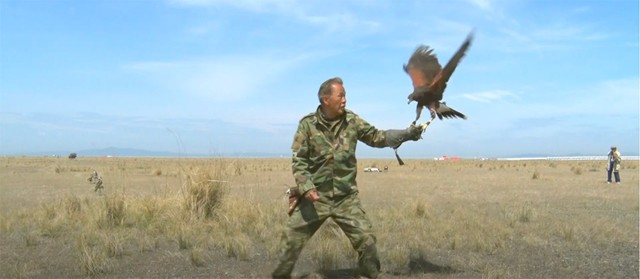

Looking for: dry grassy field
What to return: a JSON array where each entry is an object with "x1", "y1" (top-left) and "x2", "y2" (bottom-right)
[{"x1": 0, "y1": 156, "x2": 638, "y2": 279}]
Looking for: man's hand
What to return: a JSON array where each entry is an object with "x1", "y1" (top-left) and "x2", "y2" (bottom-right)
[
  {"x1": 385, "y1": 125, "x2": 424, "y2": 149},
  {"x1": 305, "y1": 189, "x2": 320, "y2": 201},
  {"x1": 406, "y1": 124, "x2": 423, "y2": 140}
]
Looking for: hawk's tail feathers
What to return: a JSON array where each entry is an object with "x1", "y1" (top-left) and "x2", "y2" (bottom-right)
[{"x1": 436, "y1": 103, "x2": 467, "y2": 120}]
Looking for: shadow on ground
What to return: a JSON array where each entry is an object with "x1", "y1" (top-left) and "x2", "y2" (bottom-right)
[
  {"x1": 297, "y1": 250, "x2": 457, "y2": 278},
  {"x1": 299, "y1": 268, "x2": 358, "y2": 279},
  {"x1": 408, "y1": 252, "x2": 456, "y2": 274},
  {"x1": 297, "y1": 254, "x2": 457, "y2": 278}
]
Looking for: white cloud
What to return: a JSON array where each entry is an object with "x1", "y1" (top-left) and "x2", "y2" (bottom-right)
[
  {"x1": 467, "y1": 1, "x2": 611, "y2": 55},
  {"x1": 495, "y1": 22, "x2": 610, "y2": 53},
  {"x1": 123, "y1": 52, "x2": 311, "y2": 102},
  {"x1": 297, "y1": 12, "x2": 380, "y2": 34},
  {"x1": 169, "y1": 0, "x2": 293, "y2": 11},
  {"x1": 186, "y1": 22, "x2": 222, "y2": 36},
  {"x1": 530, "y1": 24, "x2": 608, "y2": 42},
  {"x1": 463, "y1": 90, "x2": 514, "y2": 103},
  {"x1": 168, "y1": 0, "x2": 382, "y2": 34},
  {"x1": 572, "y1": 78, "x2": 639, "y2": 114},
  {"x1": 467, "y1": 0, "x2": 493, "y2": 12}
]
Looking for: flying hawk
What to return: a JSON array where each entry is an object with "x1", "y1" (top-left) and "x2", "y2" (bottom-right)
[{"x1": 404, "y1": 32, "x2": 473, "y2": 124}]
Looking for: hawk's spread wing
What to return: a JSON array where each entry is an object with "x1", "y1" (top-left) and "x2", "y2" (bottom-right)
[
  {"x1": 440, "y1": 32, "x2": 474, "y2": 84},
  {"x1": 403, "y1": 46, "x2": 441, "y2": 90}
]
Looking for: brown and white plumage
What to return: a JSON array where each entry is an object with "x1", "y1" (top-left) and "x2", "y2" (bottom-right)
[{"x1": 404, "y1": 32, "x2": 473, "y2": 123}]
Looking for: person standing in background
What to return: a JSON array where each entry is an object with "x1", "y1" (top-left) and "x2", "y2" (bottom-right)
[{"x1": 607, "y1": 146, "x2": 622, "y2": 184}]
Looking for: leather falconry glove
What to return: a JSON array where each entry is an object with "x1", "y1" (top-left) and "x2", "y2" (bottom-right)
[
  {"x1": 385, "y1": 125, "x2": 423, "y2": 165},
  {"x1": 385, "y1": 125, "x2": 423, "y2": 148}
]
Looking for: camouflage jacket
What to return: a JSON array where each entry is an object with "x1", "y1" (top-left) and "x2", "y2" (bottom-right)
[{"x1": 291, "y1": 107, "x2": 388, "y2": 198}]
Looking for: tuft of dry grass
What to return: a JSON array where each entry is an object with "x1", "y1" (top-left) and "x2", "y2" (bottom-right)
[
  {"x1": 175, "y1": 223, "x2": 194, "y2": 250},
  {"x1": 571, "y1": 166, "x2": 584, "y2": 175},
  {"x1": 190, "y1": 247, "x2": 208, "y2": 267},
  {"x1": 182, "y1": 166, "x2": 228, "y2": 220},
  {"x1": 76, "y1": 232, "x2": 112, "y2": 276},
  {"x1": 8, "y1": 262, "x2": 33, "y2": 279},
  {"x1": 221, "y1": 233, "x2": 252, "y2": 260},
  {"x1": 23, "y1": 228, "x2": 39, "y2": 247},
  {"x1": 409, "y1": 199, "x2": 432, "y2": 218},
  {"x1": 102, "y1": 193, "x2": 128, "y2": 227},
  {"x1": 102, "y1": 232, "x2": 127, "y2": 258},
  {"x1": 306, "y1": 221, "x2": 357, "y2": 271},
  {"x1": 531, "y1": 170, "x2": 540, "y2": 179}
]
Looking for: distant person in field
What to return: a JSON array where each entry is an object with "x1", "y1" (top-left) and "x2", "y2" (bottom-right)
[
  {"x1": 272, "y1": 77, "x2": 423, "y2": 279},
  {"x1": 607, "y1": 146, "x2": 622, "y2": 184},
  {"x1": 88, "y1": 171, "x2": 104, "y2": 192}
]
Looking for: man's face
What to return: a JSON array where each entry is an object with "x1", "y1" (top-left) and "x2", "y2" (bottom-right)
[{"x1": 322, "y1": 83, "x2": 347, "y2": 118}]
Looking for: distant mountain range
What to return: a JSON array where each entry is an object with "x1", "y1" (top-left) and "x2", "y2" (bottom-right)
[{"x1": 7, "y1": 147, "x2": 286, "y2": 158}]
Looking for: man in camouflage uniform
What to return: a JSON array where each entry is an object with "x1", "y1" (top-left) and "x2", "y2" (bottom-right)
[
  {"x1": 272, "y1": 77, "x2": 423, "y2": 278},
  {"x1": 88, "y1": 171, "x2": 104, "y2": 192},
  {"x1": 607, "y1": 146, "x2": 622, "y2": 184}
]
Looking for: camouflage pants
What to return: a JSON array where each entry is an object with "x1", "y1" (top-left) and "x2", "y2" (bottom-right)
[
  {"x1": 94, "y1": 180, "x2": 103, "y2": 192},
  {"x1": 272, "y1": 192, "x2": 380, "y2": 279}
]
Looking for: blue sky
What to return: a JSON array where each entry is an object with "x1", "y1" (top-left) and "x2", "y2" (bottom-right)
[{"x1": 1, "y1": 0, "x2": 638, "y2": 158}]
